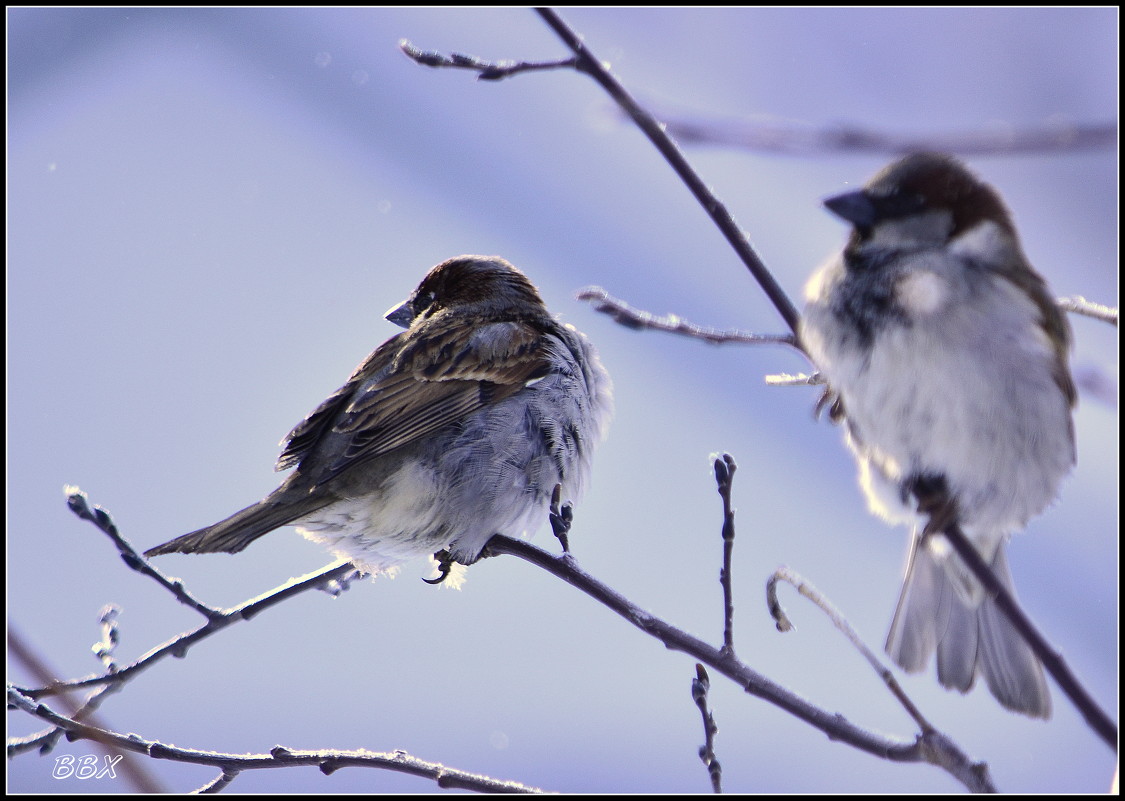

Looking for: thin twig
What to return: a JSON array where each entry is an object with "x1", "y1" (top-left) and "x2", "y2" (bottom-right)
[
  {"x1": 17, "y1": 558, "x2": 356, "y2": 700},
  {"x1": 577, "y1": 286, "x2": 1117, "y2": 350},
  {"x1": 763, "y1": 372, "x2": 822, "y2": 387},
  {"x1": 1058, "y1": 295, "x2": 1118, "y2": 326},
  {"x1": 399, "y1": 39, "x2": 577, "y2": 81},
  {"x1": 64, "y1": 486, "x2": 223, "y2": 620},
  {"x1": 20, "y1": 494, "x2": 359, "y2": 705},
  {"x1": 765, "y1": 567, "x2": 936, "y2": 735},
  {"x1": 197, "y1": 769, "x2": 240, "y2": 794},
  {"x1": 576, "y1": 286, "x2": 798, "y2": 348},
  {"x1": 712, "y1": 454, "x2": 738, "y2": 657},
  {"x1": 691, "y1": 664, "x2": 722, "y2": 793},
  {"x1": 401, "y1": 9, "x2": 800, "y2": 334}
]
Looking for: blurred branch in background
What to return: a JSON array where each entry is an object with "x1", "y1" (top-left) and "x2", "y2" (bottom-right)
[{"x1": 654, "y1": 110, "x2": 1116, "y2": 157}]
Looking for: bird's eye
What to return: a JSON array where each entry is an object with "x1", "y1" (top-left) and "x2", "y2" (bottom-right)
[{"x1": 415, "y1": 290, "x2": 437, "y2": 313}]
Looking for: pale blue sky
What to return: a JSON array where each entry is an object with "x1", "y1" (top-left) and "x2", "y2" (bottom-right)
[{"x1": 8, "y1": 7, "x2": 1117, "y2": 793}]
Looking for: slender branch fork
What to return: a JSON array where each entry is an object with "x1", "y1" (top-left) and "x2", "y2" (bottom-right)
[
  {"x1": 401, "y1": 23, "x2": 799, "y2": 337},
  {"x1": 492, "y1": 454, "x2": 995, "y2": 792},
  {"x1": 484, "y1": 533, "x2": 994, "y2": 793},
  {"x1": 11, "y1": 8, "x2": 1115, "y2": 794},
  {"x1": 7, "y1": 686, "x2": 542, "y2": 794},
  {"x1": 768, "y1": 567, "x2": 941, "y2": 735},
  {"x1": 8, "y1": 489, "x2": 539, "y2": 794},
  {"x1": 18, "y1": 490, "x2": 360, "y2": 700},
  {"x1": 11, "y1": 478, "x2": 996, "y2": 791},
  {"x1": 402, "y1": 7, "x2": 1117, "y2": 753}
]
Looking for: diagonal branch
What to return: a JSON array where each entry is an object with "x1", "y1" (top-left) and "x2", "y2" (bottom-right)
[
  {"x1": 764, "y1": 566, "x2": 997, "y2": 791},
  {"x1": 483, "y1": 533, "x2": 993, "y2": 792},
  {"x1": 19, "y1": 491, "x2": 359, "y2": 701},
  {"x1": 936, "y1": 522, "x2": 1118, "y2": 751},
  {"x1": 533, "y1": 8, "x2": 800, "y2": 336},
  {"x1": 400, "y1": 10, "x2": 800, "y2": 335},
  {"x1": 19, "y1": 489, "x2": 991, "y2": 790},
  {"x1": 16, "y1": 557, "x2": 357, "y2": 700}
]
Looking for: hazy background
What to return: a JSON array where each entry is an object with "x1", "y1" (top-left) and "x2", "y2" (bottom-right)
[{"x1": 8, "y1": 7, "x2": 1117, "y2": 793}]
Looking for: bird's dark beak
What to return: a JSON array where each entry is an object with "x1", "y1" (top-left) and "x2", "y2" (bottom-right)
[
  {"x1": 824, "y1": 190, "x2": 878, "y2": 228},
  {"x1": 384, "y1": 300, "x2": 414, "y2": 329}
]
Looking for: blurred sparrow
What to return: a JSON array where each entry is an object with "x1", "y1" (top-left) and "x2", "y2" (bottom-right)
[
  {"x1": 146, "y1": 255, "x2": 613, "y2": 584},
  {"x1": 800, "y1": 153, "x2": 1075, "y2": 717}
]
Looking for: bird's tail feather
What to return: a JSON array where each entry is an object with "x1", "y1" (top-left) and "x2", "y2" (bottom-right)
[
  {"x1": 885, "y1": 534, "x2": 1050, "y2": 718},
  {"x1": 144, "y1": 491, "x2": 332, "y2": 557}
]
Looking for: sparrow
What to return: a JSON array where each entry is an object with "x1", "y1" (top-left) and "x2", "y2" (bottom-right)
[
  {"x1": 799, "y1": 153, "x2": 1076, "y2": 718},
  {"x1": 146, "y1": 255, "x2": 613, "y2": 585}
]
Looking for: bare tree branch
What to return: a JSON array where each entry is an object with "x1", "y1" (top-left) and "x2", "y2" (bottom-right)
[
  {"x1": 13, "y1": 486, "x2": 996, "y2": 792},
  {"x1": 7, "y1": 688, "x2": 543, "y2": 794},
  {"x1": 578, "y1": 287, "x2": 1116, "y2": 349},
  {"x1": 532, "y1": 8, "x2": 801, "y2": 335},
  {"x1": 483, "y1": 533, "x2": 994, "y2": 792},
  {"x1": 399, "y1": 11, "x2": 800, "y2": 335},
  {"x1": 6, "y1": 627, "x2": 166, "y2": 793},
  {"x1": 17, "y1": 489, "x2": 358, "y2": 701},
  {"x1": 763, "y1": 567, "x2": 999, "y2": 791},
  {"x1": 576, "y1": 286, "x2": 798, "y2": 348}
]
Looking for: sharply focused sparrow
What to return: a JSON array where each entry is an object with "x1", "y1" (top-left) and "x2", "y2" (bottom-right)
[
  {"x1": 146, "y1": 255, "x2": 613, "y2": 583},
  {"x1": 800, "y1": 153, "x2": 1075, "y2": 717}
]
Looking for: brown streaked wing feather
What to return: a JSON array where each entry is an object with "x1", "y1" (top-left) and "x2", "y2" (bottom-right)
[
  {"x1": 274, "y1": 334, "x2": 402, "y2": 471},
  {"x1": 336, "y1": 376, "x2": 514, "y2": 460},
  {"x1": 321, "y1": 319, "x2": 551, "y2": 480},
  {"x1": 997, "y1": 261, "x2": 1077, "y2": 409},
  {"x1": 395, "y1": 317, "x2": 547, "y2": 382}
]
